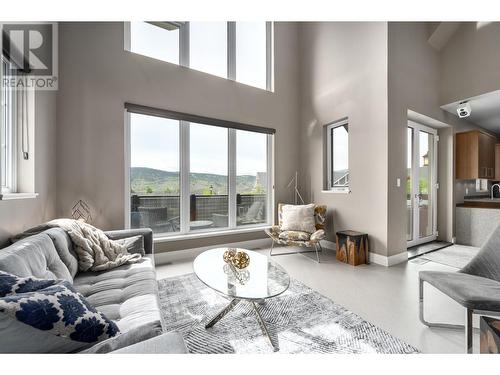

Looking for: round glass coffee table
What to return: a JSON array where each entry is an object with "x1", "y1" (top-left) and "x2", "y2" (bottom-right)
[{"x1": 193, "y1": 248, "x2": 290, "y2": 351}]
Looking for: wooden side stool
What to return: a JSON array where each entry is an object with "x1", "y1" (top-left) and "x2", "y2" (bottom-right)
[
  {"x1": 335, "y1": 230, "x2": 369, "y2": 266},
  {"x1": 480, "y1": 316, "x2": 500, "y2": 354}
]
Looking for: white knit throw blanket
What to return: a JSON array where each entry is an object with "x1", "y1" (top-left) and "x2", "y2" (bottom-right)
[{"x1": 13, "y1": 219, "x2": 142, "y2": 272}]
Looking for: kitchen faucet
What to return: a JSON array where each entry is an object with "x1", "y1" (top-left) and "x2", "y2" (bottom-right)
[{"x1": 491, "y1": 183, "x2": 500, "y2": 199}]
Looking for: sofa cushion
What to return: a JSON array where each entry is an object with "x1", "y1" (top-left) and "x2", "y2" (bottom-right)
[
  {"x1": 278, "y1": 230, "x2": 311, "y2": 241},
  {"x1": 0, "y1": 310, "x2": 88, "y2": 353},
  {"x1": 0, "y1": 271, "x2": 120, "y2": 353},
  {"x1": 420, "y1": 270, "x2": 500, "y2": 311},
  {"x1": 280, "y1": 204, "x2": 317, "y2": 233},
  {"x1": 72, "y1": 255, "x2": 163, "y2": 348},
  {"x1": 81, "y1": 321, "x2": 161, "y2": 353},
  {"x1": 44, "y1": 228, "x2": 79, "y2": 279},
  {"x1": 0, "y1": 233, "x2": 72, "y2": 283},
  {"x1": 115, "y1": 235, "x2": 145, "y2": 257}
]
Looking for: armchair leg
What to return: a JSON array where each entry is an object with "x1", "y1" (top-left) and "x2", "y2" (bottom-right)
[
  {"x1": 314, "y1": 243, "x2": 321, "y2": 263},
  {"x1": 419, "y1": 279, "x2": 463, "y2": 329},
  {"x1": 420, "y1": 278, "x2": 475, "y2": 354},
  {"x1": 270, "y1": 240, "x2": 275, "y2": 256},
  {"x1": 465, "y1": 309, "x2": 473, "y2": 354}
]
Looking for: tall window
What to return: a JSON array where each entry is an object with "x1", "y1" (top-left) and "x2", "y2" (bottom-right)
[
  {"x1": 235, "y1": 22, "x2": 268, "y2": 90},
  {"x1": 127, "y1": 106, "x2": 273, "y2": 237},
  {"x1": 190, "y1": 123, "x2": 228, "y2": 230},
  {"x1": 130, "y1": 113, "x2": 180, "y2": 233},
  {"x1": 130, "y1": 22, "x2": 180, "y2": 65},
  {"x1": 126, "y1": 22, "x2": 273, "y2": 91},
  {"x1": 189, "y1": 22, "x2": 227, "y2": 79},
  {"x1": 236, "y1": 130, "x2": 268, "y2": 226},
  {"x1": 1, "y1": 56, "x2": 16, "y2": 194},
  {"x1": 325, "y1": 119, "x2": 349, "y2": 192}
]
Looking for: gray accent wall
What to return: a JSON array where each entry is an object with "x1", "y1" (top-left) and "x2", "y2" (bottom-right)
[
  {"x1": 387, "y1": 22, "x2": 454, "y2": 256},
  {"x1": 297, "y1": 21, "x2": 496, "y2": 258},
  {"x1": 386, "y1": 22, "x2": 499, "y2": 255},
  {"x1": 298, "y1": 22, "x2": 390, "y2": 256},
  {"x1": 441, "y1": 22, "x2": 500, "y2": 104},
  {"x1": 55, "y1": 22, "x2": 301, "y2": 253}
]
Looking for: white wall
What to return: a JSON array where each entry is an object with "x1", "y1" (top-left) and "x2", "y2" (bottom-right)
[
  {"x1": 56, "y1": 22, "x2": 301, "y2": 253},
  {"x1": 298, "y1": 22, "x2": 390, "y2": 256}
]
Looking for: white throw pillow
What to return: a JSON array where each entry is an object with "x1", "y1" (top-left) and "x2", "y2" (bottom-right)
[{"x1": 281, "y1": 204, "x2": 317, "y2": 234}]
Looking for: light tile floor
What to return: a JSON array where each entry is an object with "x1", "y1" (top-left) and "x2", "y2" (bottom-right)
[{"x1": 155, "y1": 246, "x2": 479, "y2": 354}]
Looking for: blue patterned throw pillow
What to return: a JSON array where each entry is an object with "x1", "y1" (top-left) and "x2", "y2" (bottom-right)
[{"x1": 0, "y1": 271, "x2": 119, "y2": 344}]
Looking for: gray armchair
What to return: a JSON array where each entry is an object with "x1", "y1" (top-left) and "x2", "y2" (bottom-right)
[{"x1": 419, "y1": 224, "x2": 500, "y2": 353}]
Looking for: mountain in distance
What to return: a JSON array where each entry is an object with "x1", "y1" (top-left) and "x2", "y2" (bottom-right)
[{"x1": 130, "y1": 167, "x2": 260, "y2": 195}]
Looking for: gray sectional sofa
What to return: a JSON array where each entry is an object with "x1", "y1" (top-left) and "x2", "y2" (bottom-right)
[{"x1": 0, "y1": 227, "x2": 187, "y2": 353}]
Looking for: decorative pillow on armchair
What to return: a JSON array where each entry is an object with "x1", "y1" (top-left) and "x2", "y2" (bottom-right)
[
  {"x1": 0, "y1": 271, "x2": 119, "y2": 353},
  {"x1": 280, "y1": 204, "x2": 317, "y2": 234}
]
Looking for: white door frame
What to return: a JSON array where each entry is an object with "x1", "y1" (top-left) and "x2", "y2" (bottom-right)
[{"x1": 407, "y1": 120, "x2": 438, "y2": 248}]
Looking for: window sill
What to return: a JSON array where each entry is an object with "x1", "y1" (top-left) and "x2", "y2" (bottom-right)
[
  {"x1": 321, "y1": 189, "x2": 351, "y2": 194},
  {"x1": 153, "y1": 225, "x2": 270, "y2": 243},
  {"x1": 0, "y1": 192, "x2": 39, "y2": 201}
]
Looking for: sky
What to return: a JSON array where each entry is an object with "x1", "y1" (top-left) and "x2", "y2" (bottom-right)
[
  {"x1": 129, "y1": 22, "x2": 269, "y2": 176},
  {"x1": 130, "y1": 21, "x2": 266, "y2": 89},
  {"x1": 130, "y1": 113, "x2": 267, "y2": 176},
  {"x1": 332, "y1": 125, "x2": 348, "y2": 171}
]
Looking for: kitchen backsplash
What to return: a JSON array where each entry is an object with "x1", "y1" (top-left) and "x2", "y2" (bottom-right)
[{"x1": 455, "y1": 179, "x2": 499, "y2": 203}]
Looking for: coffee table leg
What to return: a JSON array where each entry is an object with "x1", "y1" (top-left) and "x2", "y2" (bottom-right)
[
  {"x1": 205, "y1": 299, "x2": 240, "y2": 329},
  {"x1": 252, "y1": 302, "x2": 279, "y2": 352}
]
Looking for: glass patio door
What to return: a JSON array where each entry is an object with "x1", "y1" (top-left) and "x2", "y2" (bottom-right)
[{"x1": 407, "y1": 121, "x2": 438, "y2": 247}]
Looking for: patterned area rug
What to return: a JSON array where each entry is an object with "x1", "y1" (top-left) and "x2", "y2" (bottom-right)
[{"x1": 157, "y1": 273, "x2": 419, "y2": 354}]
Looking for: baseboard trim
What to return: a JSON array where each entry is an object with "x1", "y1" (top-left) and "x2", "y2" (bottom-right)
[
  {"x1": 155, "y1": 237, "x2": 408, "y2": 267},
  {"x1": 154, "y1": 238, "x2": 273, "y2": 265},
  {"x1": 387, "y1": 251, "x2": 409, "y2": 266},
  {"x1": 322, "y1": 239, "x2": 407, "y2": 267},
  {"x1": 369, "y1": 251, "x2": 408, "y2": 266}
]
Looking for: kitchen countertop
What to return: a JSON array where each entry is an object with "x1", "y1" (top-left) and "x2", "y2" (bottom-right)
[{"x1": 458, "y1": 197, "x2": 500, "y2": 208}]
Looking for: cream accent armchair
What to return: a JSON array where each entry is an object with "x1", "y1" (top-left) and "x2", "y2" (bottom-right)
[{"x1": 265, "y1": 204, "x2": 327, "y2": 262}]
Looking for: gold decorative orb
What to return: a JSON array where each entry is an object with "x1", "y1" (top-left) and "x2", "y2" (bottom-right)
[
  {"x1": 231, "y1": 251, "x2": 250, "y2": 269},
  {"x1": 223, "y1": 249, "x2": 237, "y2": 263}
]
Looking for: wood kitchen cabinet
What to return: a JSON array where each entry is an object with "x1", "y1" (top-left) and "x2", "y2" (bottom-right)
[{"x1": 455, "y1": 130, "x2": 497, "y2": 179}]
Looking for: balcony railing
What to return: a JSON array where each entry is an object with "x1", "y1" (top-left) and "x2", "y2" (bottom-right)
[{"x1": 130, "y1": 193, "x2": 267, "y2": 234}]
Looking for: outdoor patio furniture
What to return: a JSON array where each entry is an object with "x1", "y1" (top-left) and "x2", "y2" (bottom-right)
[
  {"x1": 138, "y1": 206, "x2": 171, "y2": 233},
  {"x1": 190, "y1": 220, "x2": 213, "y2": 230},
  {"x1": 212, "y1": 213, "x2": 228, "y2": 228}
]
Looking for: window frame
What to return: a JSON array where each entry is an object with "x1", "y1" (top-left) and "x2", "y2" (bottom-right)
[
  {"x1": 124, "y1": 105, "x2": 275, "y2": 239},
  {"x1": 325, "y1": 118, "x2": 350, "y2": 193},
  {"x1": 1, "y1": 55, "x2": 17, "y2": 194},
  {"x1": 124, "y1": 21, "x2": 274, "y2": 91}
]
